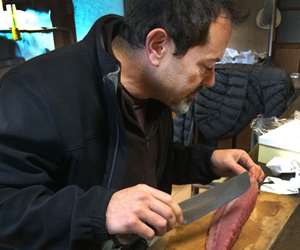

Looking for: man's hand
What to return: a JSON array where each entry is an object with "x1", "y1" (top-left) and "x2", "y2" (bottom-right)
[
  {"x1": 106, "y1": 184, "x2": 184, "y2": 240},
  {"x1": 211, "y1": 149, "x2": 265, "y2": 183}
]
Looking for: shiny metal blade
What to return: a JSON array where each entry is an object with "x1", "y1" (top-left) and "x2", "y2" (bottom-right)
[{"x1": 180, "y1": 172, "x2": 250, "y2": 224}]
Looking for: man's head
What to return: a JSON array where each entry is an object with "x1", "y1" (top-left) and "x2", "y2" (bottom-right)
[{"x1": 117, "y1": 0, "x2": 245, "y2": 113}]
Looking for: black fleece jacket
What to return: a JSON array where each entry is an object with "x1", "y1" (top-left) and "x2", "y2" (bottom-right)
[{"x1": 0, "y1": 15, "x2": 217, "y2": 250}]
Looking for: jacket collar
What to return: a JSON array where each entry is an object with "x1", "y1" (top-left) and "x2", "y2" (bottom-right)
[{"x1": 82, "y1": 14, "x2": 124, "y2": 91}]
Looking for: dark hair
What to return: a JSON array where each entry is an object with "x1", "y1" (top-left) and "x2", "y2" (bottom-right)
[{"x1": 121, "y1": 0, "x2": 247, "y2": 56}]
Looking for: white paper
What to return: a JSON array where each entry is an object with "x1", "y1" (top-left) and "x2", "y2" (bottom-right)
[
  {"x1": 258, "y1": 120, "x2": 300, "y2": 152},
  {"x1": 266, "y1": 157, "x2": 298, "y2": 176},
  {"x1": 260, "y1": 176, "x2": 299, "y2": 195}
]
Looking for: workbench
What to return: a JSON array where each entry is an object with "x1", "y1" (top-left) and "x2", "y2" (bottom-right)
[
  {"x1": 150, "y1": 96, "x2": 300, "y2": 250},
  {"x1": 149, "y1": 192, "x2": 299, "y2": 250}
]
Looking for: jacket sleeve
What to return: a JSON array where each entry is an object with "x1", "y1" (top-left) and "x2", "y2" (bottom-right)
[
  {"x1": 167, "y1": 142, "x2": 219, "y2": 185},
  {"x1": 159, "y1": 143, "x2": 219, "y2": 193},
  {"x1": 0, "y1": 72, "x2": 113, "y2": 249}
]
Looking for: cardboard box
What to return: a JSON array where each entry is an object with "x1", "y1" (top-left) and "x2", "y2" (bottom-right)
[{"x1": 258, "y1": 120, "x2": 300, "y2": 164}]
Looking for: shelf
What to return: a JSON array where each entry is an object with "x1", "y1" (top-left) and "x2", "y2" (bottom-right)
[{"x1": 0, "y1": 26, "x2": 70, "y2": 33}]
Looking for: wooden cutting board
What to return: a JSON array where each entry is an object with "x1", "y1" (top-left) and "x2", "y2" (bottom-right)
[{"x1": 149, "y1": 192, "x2": 300, "y2": 250}]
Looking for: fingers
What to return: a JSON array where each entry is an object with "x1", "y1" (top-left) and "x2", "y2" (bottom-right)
[
  {"x1": 129, "y1": 195, "x2": 179, "y2": 238},
  {"x1": 139, "y1": 209, "x2": 169, "y2": 236},
  {"x1": 126, "y1": 215, "x2": 155, "y2": 240},
  {"x1": 211, "y1": 149, "x2": 266, "y2": 184},
  {"x1": 143, "y1": 185, "x2": 184, "y2": 225},
  {"x1": 148, "y1": 197, "x2": 177, "y2": 230},
  {"x1": 106, "y1": 184, "x2": 183, "y2": 241},
  {"x1": 229, "y1": 161, "x2": 247, "y2": 176},
  {"x1": 128, "y1": 200, "x2": 179, "y2": 239},
  {"x1": 256, "y1": 168, "x2": 266, "y2": 183},
  {"x1": 238, "y1": 151, "x2": 266, "y2": 183}
]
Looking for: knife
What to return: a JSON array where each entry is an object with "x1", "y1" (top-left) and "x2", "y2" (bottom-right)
[
  {"x1": 148, "y1": 172, "x2": 251, "y2": 248},
  {"x1": 180, "y1": 172, "x2": 250, "y2": 224},
  {"x1": 261, "y1": 164, "x2": 274, "y2": 177}
]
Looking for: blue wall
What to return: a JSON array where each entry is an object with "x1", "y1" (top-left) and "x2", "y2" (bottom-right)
[{"x1": 73, "y1": 0, "x2": 124, "y2": 41}]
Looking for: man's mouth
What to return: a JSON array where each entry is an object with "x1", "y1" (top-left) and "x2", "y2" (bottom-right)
[
  {"x1": 187, "y1": 92, "x2": 198, "y2": 101},
  {"x1": 191, "y1": 92, "x2": 198, "y2": 99}
]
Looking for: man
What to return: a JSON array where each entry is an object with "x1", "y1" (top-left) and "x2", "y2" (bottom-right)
[{"x1": 0, "y1": 0, "x2": 265, "y2": 249}]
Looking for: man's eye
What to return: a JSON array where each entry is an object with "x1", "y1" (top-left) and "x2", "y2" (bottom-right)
[{"x1": 199, "y1": 64, "x2": 214, "y2": 75}]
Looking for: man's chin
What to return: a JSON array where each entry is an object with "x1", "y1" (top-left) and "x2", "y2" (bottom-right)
[{"x1": 171, "y1": 101, "x2": 191, "y2": 114}]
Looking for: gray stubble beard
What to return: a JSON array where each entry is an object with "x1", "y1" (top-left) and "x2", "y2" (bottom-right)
[{"x1": 171, "y1": 99, "x2": 191, "y2": 114}]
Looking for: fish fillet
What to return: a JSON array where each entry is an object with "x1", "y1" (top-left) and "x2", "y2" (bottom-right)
[{"x1": 206, "y1": 175, "x2": 259, "y2": 250}]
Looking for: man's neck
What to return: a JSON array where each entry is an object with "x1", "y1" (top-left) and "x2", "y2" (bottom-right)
[{"x1": 112, "y1": 36, "x2": 150, "y2": 100}]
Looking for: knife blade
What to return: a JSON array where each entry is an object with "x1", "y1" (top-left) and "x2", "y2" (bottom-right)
[
  {"x1": 261, "y1": 164, "x2": 274, "y2": 177},
  {"x1": 180, "y1": 172, "x2": 250, "y2": 224}
]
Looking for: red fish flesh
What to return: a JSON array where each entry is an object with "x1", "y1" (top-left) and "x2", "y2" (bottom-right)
[{"x1": 206, "y1": 176, "x2": 259, "y2": 250}]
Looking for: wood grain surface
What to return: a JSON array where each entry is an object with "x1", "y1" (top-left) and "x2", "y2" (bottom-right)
[{"x1": 149, "y1": 192, "x2": 299, "y2": 250}]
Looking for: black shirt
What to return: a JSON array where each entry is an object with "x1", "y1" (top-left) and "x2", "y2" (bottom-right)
[{"x1": 118, "y1": 86, "x2": 163, "y2": 188}]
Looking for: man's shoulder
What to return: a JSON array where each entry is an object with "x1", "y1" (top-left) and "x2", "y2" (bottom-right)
[
  {"x1": 23, "y1": 42, "x2": 89, "y2": 77},
  {"x1": 2, "y1": 40, "x2": 96, "y2": 89}
]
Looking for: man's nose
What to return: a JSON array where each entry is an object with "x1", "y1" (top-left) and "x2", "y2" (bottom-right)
[{"x1": 203, "y1": 70, "x2": 215, "y2": 87}]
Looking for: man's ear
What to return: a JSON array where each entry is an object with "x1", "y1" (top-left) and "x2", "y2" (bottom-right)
[{"x1": 145, "y1": 28, "x2": 172, "y2": 67}]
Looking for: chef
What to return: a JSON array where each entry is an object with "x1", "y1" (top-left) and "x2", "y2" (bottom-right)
[{"x1": 0, "y1": 0, "x2": 265, "y2": 249}]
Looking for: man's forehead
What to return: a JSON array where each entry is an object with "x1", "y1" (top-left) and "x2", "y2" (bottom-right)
[{"x1": 201, "y1": 19, "x2": 232, "y2": 61}]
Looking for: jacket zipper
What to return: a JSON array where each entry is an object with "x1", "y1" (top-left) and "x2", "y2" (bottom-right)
[
  {"x1": 102, "y1": 71, "x2": 120, "y2": 189},
  {"x1": 107, "y1": 123, "x2": 120, "y2": 188}
]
